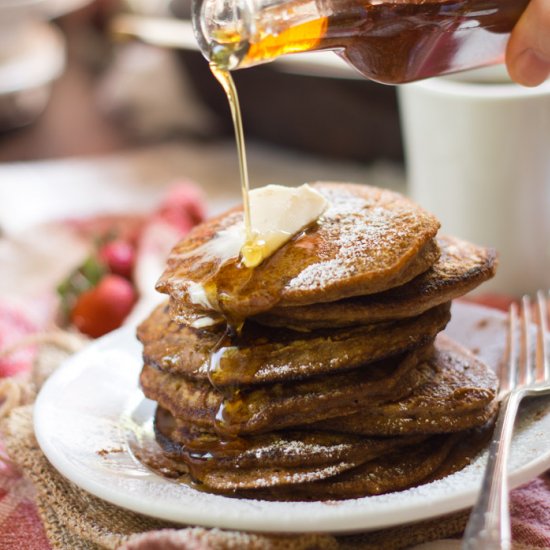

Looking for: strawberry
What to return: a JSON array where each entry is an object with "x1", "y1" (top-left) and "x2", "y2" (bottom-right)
[
  {"x1": 99, "y1": 239, "x2": 136, "y2": 280},
  {"x1": 57, "y1": 255, "x2": 106, "y2": 324},
  {"x1": 70, "y1": 275, "x2": 137, "y2": 338},
  {"x1": 156, "y1": 182, "x2": 206, "y2": 232}
]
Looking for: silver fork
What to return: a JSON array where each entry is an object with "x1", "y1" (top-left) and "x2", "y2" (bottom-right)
[{"x1": 462, "y1": 291, "x2": 550, "y2": 550}]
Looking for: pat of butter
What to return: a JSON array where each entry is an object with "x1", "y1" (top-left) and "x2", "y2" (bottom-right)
[
  {"x1": 242, "y1": 184, "x2": 329, "y2": 268},
  {"x1": 191, "y1": 316, "x2": 218, "y2": 329},
  {"x1": 187, "y1": 281, "x2": 213, "y2": 309}
]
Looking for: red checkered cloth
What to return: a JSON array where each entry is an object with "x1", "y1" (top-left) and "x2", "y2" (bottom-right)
[{"x1": 0, "y1": 449, "x2": 51, "y2": 550}]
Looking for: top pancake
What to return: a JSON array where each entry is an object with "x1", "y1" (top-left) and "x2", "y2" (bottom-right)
[
  {"x1": 254, "y1": 235, "x2": 497, "y2": 329},
  {"x1": 156, "y1": 183, "x2": 440, "y2": 323}
]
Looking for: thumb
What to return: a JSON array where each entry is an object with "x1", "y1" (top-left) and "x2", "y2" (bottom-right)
[{"x1": 506, "y1": 0, "x2": 550, "y2": 86}]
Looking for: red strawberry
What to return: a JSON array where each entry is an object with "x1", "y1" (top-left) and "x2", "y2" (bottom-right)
[
  {"x1": 99, "y1": 239, "x2": 136, "y2": 280},
  {"x1": 156, "y1": 182, "x2": 206, "y2": 232},
  {"x1": 71, "y1": 275, "x2": 137, "y2": 338}
]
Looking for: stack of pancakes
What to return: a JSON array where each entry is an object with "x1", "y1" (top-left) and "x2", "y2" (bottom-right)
[{"x1": 138, "y1": 183, "x2": 499, "y2": 500}]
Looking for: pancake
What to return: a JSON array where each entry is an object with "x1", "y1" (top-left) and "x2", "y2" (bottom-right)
[
  {"x1": 253, "y1": 422, "x2": 494, "y2": 501},
  {"x1": 155, "y1": 406, "x2": 491, "y2": 499},
  {"x1": 154, "y1": 407, "x2": 426, "y2": 491},
  {"x1": 257, "y1": 433, "x2": 460, "y2": 500},
  {"x1": 254, "y1": 235, "x2": 497, "y2": 330},
  {"x1": 138, "y1": 301, "x2": 451, "y2": 386},
  {"x1": 155, "y1": 409, "x2": 494, "y2": 498},
  {"x1": 157, "y1": 183, "x2": 440, "y2": 324},
  {"x1": 427, "y1": 420, "x2": 496, "y2": 481},
  {"x1": 310, "y1": 334, "x2": 499, "y2": 436},
  {"x1": 137, "y1": 181, "x2": 499, "y2": 503},
  {"x1": 137, "y1": 303, "x2": 217, "y2": 382},
  {"x1": 140, "y1": 344, "x2": 434, "y2": 437}
]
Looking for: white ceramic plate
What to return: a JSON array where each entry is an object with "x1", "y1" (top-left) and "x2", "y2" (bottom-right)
[{"x1": 34, "y1": 302, "x2": 550, "y2": 533}]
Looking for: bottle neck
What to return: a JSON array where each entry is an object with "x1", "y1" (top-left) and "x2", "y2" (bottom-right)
[
  {"x1": 192, "y1": 0, "x2": 327, "y2": 70},
  {"x1": 192, "y1": 0, "x2": 255, "y2": 69}
]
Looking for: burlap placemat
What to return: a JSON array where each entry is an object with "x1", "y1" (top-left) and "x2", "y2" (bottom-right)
[
  {"x1": 0, "y1": 340, "x2": 504, "y2": 550},
  {"x1": 1, "y1": 402, "x2": 475, "y2": 550}
]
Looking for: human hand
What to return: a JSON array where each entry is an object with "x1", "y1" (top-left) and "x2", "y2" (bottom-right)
[{"x1": 506, "y1": 0, "x2": 550, "y2": 86}]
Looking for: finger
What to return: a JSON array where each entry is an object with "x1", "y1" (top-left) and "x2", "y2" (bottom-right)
[{"x1": 506, "y1": 0, "x2": 550, "y2": 86}]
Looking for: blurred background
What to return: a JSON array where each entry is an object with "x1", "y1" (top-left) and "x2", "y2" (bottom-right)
[{"x1": 0, "y1": 0, "x2": 404, "y2": 165}]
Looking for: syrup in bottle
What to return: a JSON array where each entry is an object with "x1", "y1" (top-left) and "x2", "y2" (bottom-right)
[{"x1": 193, "y1": 0, "x2": 529, "y2": 84}]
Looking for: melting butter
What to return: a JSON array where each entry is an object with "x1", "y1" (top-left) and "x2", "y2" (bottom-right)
[
  {"x1": 191, "y1": 316, "x2": 218, "y2": 329},
  {"x1": 182, "y1": 184, "x2": 328, "y2": 312},
  {"x1": 187, "y1": 281, "x2": 215, "y2": 309},
  {"x1": 242, "y1": 184, "x2": 329, "y2": 268}
]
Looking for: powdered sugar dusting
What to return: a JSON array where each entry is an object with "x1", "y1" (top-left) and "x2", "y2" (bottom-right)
[
  {"x1": 287, "y1": 189, "x2": 429, "y2": 293},
  {"x1": 242, "y1": 439, "x2": 351, "y2": 462},
  {"x1": 224, "y1": 462, "x2": 355, "y2": 489},
  {"x1": 159, "y1": 184, "x2": 439, "y2": 315}
]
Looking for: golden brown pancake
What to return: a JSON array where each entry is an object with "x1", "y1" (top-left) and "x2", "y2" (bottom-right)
[
  {"x1": 257, "y1": 433, "x2": 460, "y2": 500},
  {"x1": 138, "y1": 301, "x2": 450, "y2": 386},
  {"x1": 154, "y1": 407, "x2": 492, "y2": 499},
  {"x1": 254, "y1": 422, "x2": 494, "y2": 501},
  {"x1": 310, "y1": 335, "x2": 498, "y2": 435},
  {"x1": 254, "y1": 235, "x2": 497, "y2": 330},
  {"x1": 154, "y1": 407, "x2": 426, "y2": 491},
  {"x1": 137, "y1": 303, "x2": 216, "y2": 382},
  {"x1": 138, "y1": 181, "x2": 499, "y2": 502},
  {"x1": 427, "y1": 420, "x2": 496, "y2": 481},
  {"x1": 140, "y1": 344, "x2": 434, "y2": 437},
  {"x1": 156, "y1": 183, "x2": 440, "y2": 324}
]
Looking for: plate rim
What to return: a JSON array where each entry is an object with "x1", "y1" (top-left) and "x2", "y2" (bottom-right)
[{"x1": 33, "y1": 302, "x2": 550, "y2": 533}]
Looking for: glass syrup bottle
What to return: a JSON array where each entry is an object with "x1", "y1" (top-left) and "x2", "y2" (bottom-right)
[{"x1": 192, "y1": 0, "x2": 529, "y2": 84}]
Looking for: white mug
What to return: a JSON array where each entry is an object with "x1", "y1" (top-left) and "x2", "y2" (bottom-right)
[{"x1": 398, "y1": 67, "x2": 550, "y2": 296}]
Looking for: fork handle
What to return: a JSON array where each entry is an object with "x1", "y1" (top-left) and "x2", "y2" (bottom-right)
[{"x1": 462, "y1": 391, "x2": 523, "y2": 550}]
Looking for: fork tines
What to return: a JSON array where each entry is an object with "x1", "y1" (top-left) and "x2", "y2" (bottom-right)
[
  {"x1": 535, "y1": 290, "x2": 550, "y2": 383},
  {"x1": 501, "y1": 291, "x2": 550, "y2": 397}
]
